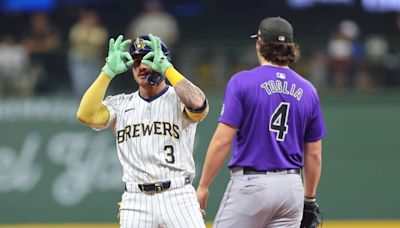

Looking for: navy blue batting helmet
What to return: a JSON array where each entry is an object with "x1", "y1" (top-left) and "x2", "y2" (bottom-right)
[
  {"x1": 129, "y1": 35, "x2": 171, "y2": 85},
  {"x1": 129, "y1": 35, "x2": 171, "y2": 61}
]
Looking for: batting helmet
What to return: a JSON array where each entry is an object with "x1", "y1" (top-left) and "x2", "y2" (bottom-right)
[{"x1": 130, "y1": 35, "x2": 171, "y2": 85}]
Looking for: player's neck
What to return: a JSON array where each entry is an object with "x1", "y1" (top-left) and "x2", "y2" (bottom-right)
[
  {"x1": 139, "y1": 82, "x2": 167, "y2": 99},
  {"x1": 257, "y1": 52, "x2": 289, "y2": 69},
  {"x1": 260, "y1": 59, "x2": 289, "y2": 69}
]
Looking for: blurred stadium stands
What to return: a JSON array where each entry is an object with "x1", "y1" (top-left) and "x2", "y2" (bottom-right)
[{"x1": 0, "y1": 0, "x2": 400, "y2": 97}]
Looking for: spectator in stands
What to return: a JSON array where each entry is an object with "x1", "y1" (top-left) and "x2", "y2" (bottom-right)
[
  {"x1": 68, "y1": 10, "x2": 108, "y2": 96},
  {"x1": 22, "y1": 13, "x2": 62, "y2": 93},
  {"x1": 0, "y1": 34, "x2": 38, "y2": 97},
  {"x1": 327, "y1": 20, "x2": 364, "y2": 90},
  {"x1": 384, "y1": 14, "x2": 400, "y2": 87},
  {"x1": 23, "y1": 13, "x2": 60, "y2": 55},
  {"x1": 126, "y1": 0, "x2": 179, "y2": 47},
  {"x1": 360, "y1": 34, "x2": 389, "y2": 90},
  {"x1": 309, "y1": 50, "x2": 329, "y2": 89}
]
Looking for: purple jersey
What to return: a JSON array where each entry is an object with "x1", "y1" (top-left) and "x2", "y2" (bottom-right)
[{"x1": 219, "y1": 65, "x2": 327, "y2": 170}]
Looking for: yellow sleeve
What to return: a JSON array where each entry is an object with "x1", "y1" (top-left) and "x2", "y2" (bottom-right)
[
  {"x1": 76, "y1": 72, "x2": 111, "y2": 127},
  {"x1": 88, "y1": 104, "x2": 110, "y2": 127},
  {"x1": 164, "y1": 67, "x2": 185, "y2": 86},
  {"x1": 184, "y1": 100, "x2": 209, "y2": 122}
]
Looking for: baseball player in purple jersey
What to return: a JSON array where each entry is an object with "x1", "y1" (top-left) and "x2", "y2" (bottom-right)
[{"x1": 197, "y1": 17, "x2": 327, "y2": 228}]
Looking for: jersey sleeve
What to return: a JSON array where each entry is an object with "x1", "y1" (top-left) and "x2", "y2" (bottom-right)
[
  {"x1": 218, "y1": 75, "x2": 243, "y2": 128},
  {"x1": 91, "y1": 95, "x2": 120, "y2": 131},
  {"x1": 304, "y1": 94, "x2": 327, "y2": 142}
]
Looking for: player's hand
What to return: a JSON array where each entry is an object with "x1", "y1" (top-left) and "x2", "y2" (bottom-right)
[
  {"x1": 102, "y1": 35, "x2": 134, "y2": 79},
  {"x1": 141, "y1": 34, "x2": 172, "y2": 75},
  {"x1": 200, "y1": 208, "x2": 206, "y2": 217},
  {"x1": 196, "y1": 186, "x2": 209, "y2": 216},
  {"x1": 300, "y1": 200, "x2": 323, "y2": 228}
]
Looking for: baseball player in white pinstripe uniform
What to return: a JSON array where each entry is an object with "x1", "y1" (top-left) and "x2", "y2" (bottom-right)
[{"x1": 77, "y1": 34, "x2": 208, "y2": 228}]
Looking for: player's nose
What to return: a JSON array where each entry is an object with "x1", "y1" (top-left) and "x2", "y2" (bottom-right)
[{"x1": 139, "y1": 62, "x2": 151, "y2": 71}]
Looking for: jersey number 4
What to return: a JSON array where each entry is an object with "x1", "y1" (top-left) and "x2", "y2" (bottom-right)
[{"x1": 269, "y1": 102, "x2": 290, "y2": 141}]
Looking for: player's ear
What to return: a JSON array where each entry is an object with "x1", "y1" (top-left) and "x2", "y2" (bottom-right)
[
  {"x1": 257, "y1": 36, "x2": 265, "y2": 45},
  {"x1": 255, "y1": 37, "x2": 262, "y2": 51}
]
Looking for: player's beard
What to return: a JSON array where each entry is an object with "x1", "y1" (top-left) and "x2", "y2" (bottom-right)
[
  {"x1": 133, "y1": 70, "x2": 151, "y2": 87},
  {"x1": 135, "y1": 75, "x2": 149, "y2": 87}
]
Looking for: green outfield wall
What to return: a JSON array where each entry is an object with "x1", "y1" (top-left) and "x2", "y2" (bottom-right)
[{"x1": 0, "y1": 92, "x2": 399, "y2": 224}]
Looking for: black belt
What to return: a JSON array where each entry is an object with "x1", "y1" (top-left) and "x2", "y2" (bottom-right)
[
  {"x1": 242, "y1": 167, "x2": 301, "y2": 175},
  {"x1": 125, "y1": 177, "x2": 191, "y2": 193},
  {"x1": 138, "y1": 181, "x2": 171, "y2": 192}
]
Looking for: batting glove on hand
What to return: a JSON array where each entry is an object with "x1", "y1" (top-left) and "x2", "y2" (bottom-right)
[
  {"x1": 300, "y1": 200, "x2": 323, "y2": 228},
  {"x1": 141, "y1": 34, "x2": 172, "y2": 75},
  {"x1": 102, "y1": 35, "x2": 133, "y2": 79}
]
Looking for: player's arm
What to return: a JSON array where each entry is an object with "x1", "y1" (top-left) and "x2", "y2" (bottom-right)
[
  {"x1": 165, "y1": 68, "x2": 208, "y2": 121},
  {"x1": 303, "y1": 139, "x2": 322, "y2": 199},
  {"x1": 76, "y1": 35, "x2": 133, "y2": 126},
  {"x1": 197, "y1": 122, "x2": 237, "y2": 209},
  {"x1": 77, "y1": 73, "x2": 111, "y2": 126},
  {"x1": 141, "y1": 34, "x2": 208, "y2": 121}
]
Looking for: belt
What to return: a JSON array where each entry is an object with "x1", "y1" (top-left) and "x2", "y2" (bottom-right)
[
  {"x1": 232, "y1": 167, "x2": 301, "y2": 175},
  {"x1": 125, "y1": 177, "x2": 192, "y2": 193},
  {"x1": 138, "y1": 181, "x2": 171, "y2": 192}
]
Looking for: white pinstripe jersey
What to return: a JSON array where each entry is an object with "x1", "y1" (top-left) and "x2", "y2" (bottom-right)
[{"x1": 95, "y1": 86, "x2": 197, "y2": 184}]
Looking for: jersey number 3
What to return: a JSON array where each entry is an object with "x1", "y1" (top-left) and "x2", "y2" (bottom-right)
[
  {"x1": 269, "y1": 102, "x2": 290, "y2": 141},
  {"x1": 164, "y1": 145, "x2": 175, "y2": 164}
]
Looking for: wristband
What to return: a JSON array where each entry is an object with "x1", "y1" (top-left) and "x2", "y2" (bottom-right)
[{"x1": 304, "y1": 196, "x2": 316, "y2": 203}]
